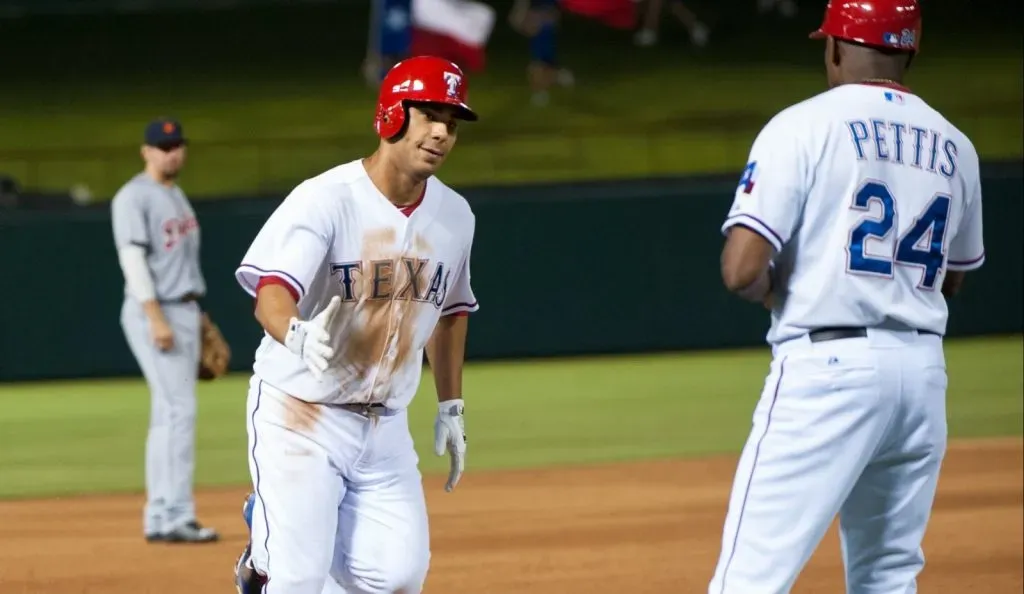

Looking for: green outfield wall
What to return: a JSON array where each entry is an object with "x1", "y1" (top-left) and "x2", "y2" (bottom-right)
[{"x1": 1, "y1": 162, "x2": 1020, "y2": 382}]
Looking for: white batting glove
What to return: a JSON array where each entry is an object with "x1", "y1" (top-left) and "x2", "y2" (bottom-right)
[
  {"x1": 283, "y1": 296, "x2": 340, "y2": 381},
  {"x1": 434, "y1": 399, "x2": 466, "y2": 492}
]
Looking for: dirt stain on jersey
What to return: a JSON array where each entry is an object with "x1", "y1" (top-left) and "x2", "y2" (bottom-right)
[
  {"x1": 340, "y1": 227, "x2": 425, "y2": 401},
  {"x1": 415, "y1": 233, "x2": 432, "y2": 253},
  {"x1": 281, "y1": 394, "x2": 323, "y2": 435}
]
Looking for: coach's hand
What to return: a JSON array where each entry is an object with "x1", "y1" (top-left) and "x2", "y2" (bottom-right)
[
  {"x1": 283, "y1": 296, "x2": 340, "y2": 380},
  {"x1": 434, "y1": 399, "x2": 466, "y2": 492}
]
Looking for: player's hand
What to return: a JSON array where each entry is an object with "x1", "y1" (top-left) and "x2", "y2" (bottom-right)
[
  {"x1": 283, "y1": 296, "x2": 340, "y2": 380},
  {"x1": 150, "y1": 318, "x2": 175, "y2": 351},
  {"x1": 434, "y1": 399, "x2": 466, "y2": 492}
]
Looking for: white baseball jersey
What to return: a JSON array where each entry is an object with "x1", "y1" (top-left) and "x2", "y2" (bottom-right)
[
  {"x1": 236, "y1": 160, "x2": 479, "y2": 408},
  {"x1": 722, "y1": 82, "x2": 985, "y2": 345}
]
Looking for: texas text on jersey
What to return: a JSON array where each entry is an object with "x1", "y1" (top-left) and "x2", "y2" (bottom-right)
[{"x1": 235, "y1": 160, "x2": 478, "y2": 409}]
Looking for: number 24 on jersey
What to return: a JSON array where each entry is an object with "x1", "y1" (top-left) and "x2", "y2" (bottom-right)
[{"x1": 846, "y1": 180, "x2": 950, "y2": 290}]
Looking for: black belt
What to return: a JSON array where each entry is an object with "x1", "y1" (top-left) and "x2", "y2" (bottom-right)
[
  {"x1": 807, "y1": 326, "x2": 940, "y2": 343},
  {"x1": 160, "y1": 292, "x2": 203, "y2": 304},
  {"x1": 334, "y1": 402, "x2": 394, "y2": 418}
]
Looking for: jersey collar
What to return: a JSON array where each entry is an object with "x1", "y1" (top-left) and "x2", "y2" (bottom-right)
[
  {"x1": 856, "y1": 79, "x2": 912, "y2": 93},
  {"x1": 397, "y1": 185, "x2": 427, "y2": 218}
]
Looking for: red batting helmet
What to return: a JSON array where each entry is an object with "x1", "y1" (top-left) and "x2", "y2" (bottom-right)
[
  {"x1": 810, "y1": 0, "x2": 921, "y2": 52},
  {"x1": 374, "y1": 56, "x2": 479, "y2": 140}
]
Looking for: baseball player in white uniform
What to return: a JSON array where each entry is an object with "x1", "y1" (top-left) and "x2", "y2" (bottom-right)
[
  {"x1": 709, "y1": 1, "x2": 984, "y2": 592},
  {"x1": 111, "y1": 118, "x2": 219, "y2": 544},
  {"x1": 231, "y1": 56, "x2": 480, "y2": 594}
]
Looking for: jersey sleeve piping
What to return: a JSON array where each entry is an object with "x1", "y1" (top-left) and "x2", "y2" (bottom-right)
[
  {"x1": 256, "y1": 274, "x2": 301, "y2": 304},
  {"x1": 947, "y1": 252, "x2": 985, "y2": 271},
  {"x1": 235, "y1": 264, "x2": 307, "y2": 299},
  {"x1": 441, "y1": 301, "x2": 479, "y2": 315},
  {"x1": 721, "y1": 214, "x2": 785, "y2": 252}
]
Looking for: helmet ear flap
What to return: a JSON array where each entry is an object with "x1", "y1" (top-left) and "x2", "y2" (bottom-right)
[{"x1": 378, "y1": 101, "x2": 409, "y2": 141}]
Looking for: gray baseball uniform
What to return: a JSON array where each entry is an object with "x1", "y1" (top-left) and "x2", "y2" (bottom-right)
[{"x1": 111, "y1": 172, "x2": 206, "y2": 536}]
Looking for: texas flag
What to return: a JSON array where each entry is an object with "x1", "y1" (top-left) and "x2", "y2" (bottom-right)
[
  {"x1": 409, "y1": 0, "x2": 496, "y2": 72},
  {"x1": 559, "y1": 0, "x2": 637, "y2": 30}
]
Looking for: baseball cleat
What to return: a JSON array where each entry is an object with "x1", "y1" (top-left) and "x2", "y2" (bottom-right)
[
  {"x1": 235, "y1": 493, "x2": 266, "y2": 593},
  {"x1": 234, "y1": 544, "x2": 266, "y2": 594},
  {"x1": 147, "y1": 520, "x2": 219, "y2": 544},
  {"x1": 164, "y1": 520, "x2": 220, "y2": 543}
]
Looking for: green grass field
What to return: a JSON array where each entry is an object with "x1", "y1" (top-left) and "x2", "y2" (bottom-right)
[
  {"x1": 1, "y1": 335, "x2": 1020, "y2": 500},
  {"x1": 0, "y1": 8, "x2": 1020, "y2": 198}
]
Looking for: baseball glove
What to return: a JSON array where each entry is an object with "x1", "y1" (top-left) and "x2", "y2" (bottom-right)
[{"x1": 198, "y1": 314, "x2": 231, "y2": 380}]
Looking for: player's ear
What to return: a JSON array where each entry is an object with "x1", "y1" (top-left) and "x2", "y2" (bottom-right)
[{"x1": 829, "y1": 37, "x2": 842, "y2": 68}]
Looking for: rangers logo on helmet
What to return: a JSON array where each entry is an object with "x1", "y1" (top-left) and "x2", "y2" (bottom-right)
[
  {"x1": 374, "y1": 56, "x2": 479, "y2": 140},
  {"x1": 443, "y1": 72, "x2": 462, "y2": 98}
]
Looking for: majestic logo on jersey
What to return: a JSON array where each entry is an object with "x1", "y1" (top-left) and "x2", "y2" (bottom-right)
[
  {"x1": 330, "y1": 258, "x2": 450, "y2": 308},
  {"x1": 161, "y1": 216, "x2": 199, "y2": 250},
  {"x1": 443, "y1": 71, "x2": 461, "y2": 98},
  {"x1": 738, "y1": 161, "x2": 758, "y2": 194}
]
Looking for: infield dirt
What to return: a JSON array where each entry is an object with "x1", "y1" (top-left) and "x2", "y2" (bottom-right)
[{"x1": 2, "y1": 437, "x2": 1020, "y2": 593}]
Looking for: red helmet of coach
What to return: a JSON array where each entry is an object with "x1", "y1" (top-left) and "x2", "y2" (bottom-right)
[
  {"x1": 374, "y1": 56, "x2": 479, "y2": 140},
  {"x1": 810, "y1": 0, "x2": 922, "y2": 52}
]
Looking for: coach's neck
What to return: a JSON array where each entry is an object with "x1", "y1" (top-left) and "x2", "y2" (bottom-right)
[{"x1": 829, "y1": 38, "x2": 911, "y2": 88}]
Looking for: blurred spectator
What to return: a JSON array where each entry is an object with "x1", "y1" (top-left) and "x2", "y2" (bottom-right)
[
  {"x1": 757, "y1": 0, "x2": 797, "y2": 18},
  {"x1": 634, "y1": 0, "x2": 710, "y2": 48},
  {"x1": 364, "y1": 0, "x2": 495, "y2": 86},
  {"x1": 409, "y1": 0, "x2": 495, "y2": 73},
  {"x1": 560, "y1": 0, "x2": 637, "y2": 29},
  {"x1": 509, "y1": 0, "x2": 576, "y2": 106},
  {"x1": 364, "y1": 0, "x2": 413, "y2": 86},
  {"x1": 0, "y1": 174, "x2": 20, "y2": 209}
]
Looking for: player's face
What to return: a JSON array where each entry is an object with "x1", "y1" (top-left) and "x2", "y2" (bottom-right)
[
  {"x1": 400, "y1": 105, "x2": 459, "y2": 177},
  {"x1": 142, "y1": 142, "x2": 187, "y2": 180}
]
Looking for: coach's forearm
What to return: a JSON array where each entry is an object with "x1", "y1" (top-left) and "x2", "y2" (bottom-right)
[
  {"x1": 732, "y1": 267, "x2": 773, "y2": 303},
  {"x1": 426, "y1": 314, "x2": 468, "y2": 402},
  {"x1": 721, "y1": 227, "x2": 777, "y2": 305},
  {"x1": 941, "y1": 270, "x2": 966, "y2": 299},
  {"x1": 254, "y1": 284, "x2": 301, "y2": 345}
]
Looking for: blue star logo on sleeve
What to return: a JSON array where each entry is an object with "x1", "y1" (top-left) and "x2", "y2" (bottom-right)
[{"x1": 738, "y1": 161, "x2": 758, "y2": 194}]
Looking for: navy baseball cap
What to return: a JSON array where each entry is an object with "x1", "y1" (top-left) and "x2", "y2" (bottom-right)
[{"x1": 144, "y1": 118, "x2": 186, "y2": 147}]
